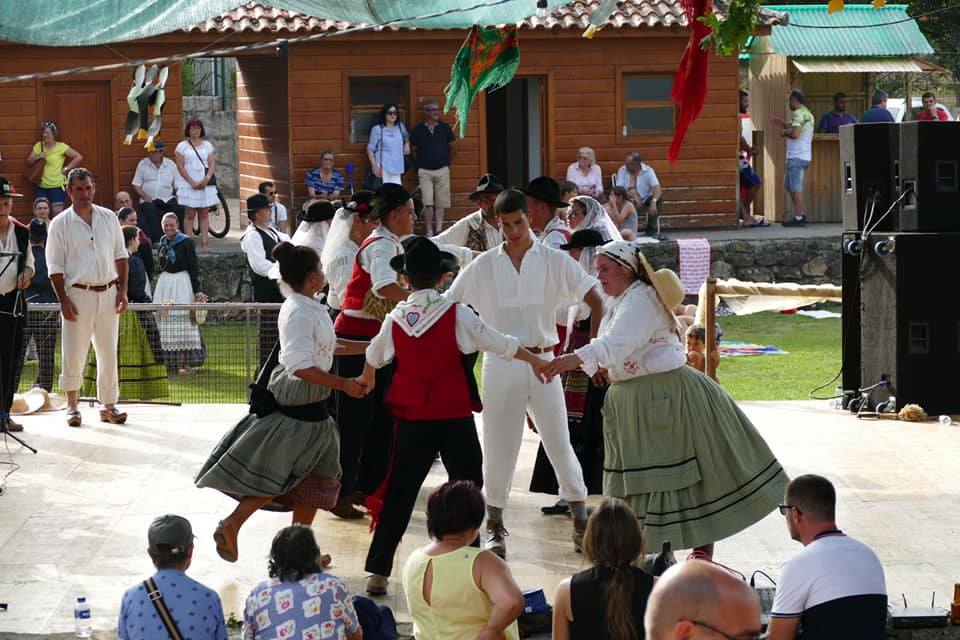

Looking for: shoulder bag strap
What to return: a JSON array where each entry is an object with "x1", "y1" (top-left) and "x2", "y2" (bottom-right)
[
  {"x1": 143, "y1": 578, "x2": 185, "y2": 640},
  {"x1": 188, "y1": 141, "x2": 209, "y2": 172}
]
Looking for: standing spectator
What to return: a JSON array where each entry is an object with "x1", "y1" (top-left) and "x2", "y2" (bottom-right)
[
  {"x1": 614, "y1": 153, "x2": 662, "y2": 235},
  {"x1": 24, "y1": 218, "x2": 57, "y2": 394},
  {"x1": 117, "y1": 514, "x2": 228, "y2": 640},
  {"x1": 366, "y1": 103, "x2": 410, "y2": 186},
  {"x1": 566, "y1": 147, "x2": 603, "y2": 199},
  {"x1": 0, "y1": 176, "x2": 31, "y2": 434},
  {"x1": 304, "y1": 150, "x2": 345, "y2": 205},
  {"x1": 175, "y1": 118, "x2": 218, "y2": 252},
  {"x1": 46, "y1": 168, "x2": 128, "y2": 428},
  {"x1": 132, "y1": 141, "x2": 181, "y2": 241},
  {"x1": 25, "y1": 121, "x2": 83, "y2": 216},
  {"x1": 605, "y1": 186, "x2": 639, "y2": 239},
  {"x1": 434, "y1": 173, "x2": 505, "y2": 252},
  {"x1": 410, "y1": 98, "x2": 457, "y2": 237},
  {"x1": 117, "y1": 207, "x2": 154, "y2": 280},
  {"x1": 739, "y1": 90, "x2": 764, "y2": 227},
  {"x1": 240, "y1": 193, "x2": 289, "y2": 373},
  {"x1": 242, "y1": 526, "x2": 361, "y2": 640},
  {"x1": 771, "y1": 89, "x2": 814, "y2": 227},
  {"x1": 861, "y1": 90, "x2": 895, "y2": 123},
  {"x1": 258, "y1": 181, "x2": 290, "y2": 234},
  {"x1": 916, "y1": 91, "x2": 950, "y2": 121},
  {"x1": 766, "y1": 475, "x2": 887, "y2": 640},
  {"x1": 816, "y1": 92, "x2": 858, "y2": 133}
]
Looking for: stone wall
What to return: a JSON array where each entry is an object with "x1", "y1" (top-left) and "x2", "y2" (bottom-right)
[
  {"x1": 187, "y1": 237, "x2": 842, "y2": 303},
  {"x1": 182, "y1": 96, "x2": 238, "y2": 199}
]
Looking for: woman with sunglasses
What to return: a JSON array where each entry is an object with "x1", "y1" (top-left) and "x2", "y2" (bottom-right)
[
  {"x1": 305, "y1": 149, "x2": 345, "y2": 205},
  {"x1": 366, "y1": 103, "x2": 410, "y2": 186},
  {"x1": 26, "y1": 122, "x2": 83, "y2": 216}
]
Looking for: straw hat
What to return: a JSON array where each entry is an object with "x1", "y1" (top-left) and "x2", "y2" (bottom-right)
[{"x1": 10, "y1": 388, "x2": 46, "y2": 415}]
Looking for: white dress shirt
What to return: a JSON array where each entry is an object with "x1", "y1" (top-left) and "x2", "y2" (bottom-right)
[
  {"x1": 540, "y1": 216, "x2": 572, "y2": 250},
  {"x1": 0, "y1": 223, "x2": 35, "y2": 295},
  {"x1": 269, "y1": 202, "x2": 288, "y2": 231},
  {"x1": 575, "y1": 280, "x2": 685, "y2": 381},
  {"x1": 432, "y1": 209, "x2": 502, "y2": 251},
  {"x1": 46, "y1": 204, "x2": 127, "y2": 287},
  {"x1": 323, "y1": 239, "x2": 358, "y2": 311},
  {"x1": 240, "y1": 224, "x2": 289, "y2": 277},
  {"x1": 278, "y1": 292, "x2": 337, "y2": 375},
  {"x1": 132, "y1": 156, "x2": 179, "y2": 202},
  {"x1": 446, "y1": 241, "x2": 597, "y2": 349},
  {"x1": 366, "y1": 289, "x2": 520, "y2": 368},
  {"x1": 614, "y1": 163, "x2": 661, "y2": 201}
]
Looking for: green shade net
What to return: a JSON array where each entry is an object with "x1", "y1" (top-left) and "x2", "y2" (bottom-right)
[{"x1": 0, "y1": 0, "x2": 572, "y2": 46}]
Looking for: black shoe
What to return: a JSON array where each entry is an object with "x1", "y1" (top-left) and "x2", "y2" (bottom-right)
[
  {"x1": 540, "y1": 501, "x2": 570, "y2": 515},
  {"x1": 782, "y1": 215, "x2": 807, "y2": 227}
]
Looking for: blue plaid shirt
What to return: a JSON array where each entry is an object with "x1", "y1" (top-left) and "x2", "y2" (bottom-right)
[
  {"x1": 118, "y1": 569, "x2": 228, "y2": 640},
  {"x1": 305, "y1": 169, "x2": 345, "y2": 195}
]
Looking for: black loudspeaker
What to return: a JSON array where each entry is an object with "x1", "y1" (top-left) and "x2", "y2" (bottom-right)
[
  {"x1": 898, "y1": 122, "x2": 960, "y2": 232},
  {"x1": 858, "y1": 232, "x2": 960, "y2": 414},
  {"x1": 840, "y1": 233, "x2": 862, "y2": 393},
  {"x1": 840, "y1": 123, "x2": 899, "y2": 232}
]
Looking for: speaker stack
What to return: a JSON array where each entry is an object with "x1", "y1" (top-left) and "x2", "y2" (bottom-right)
[{"x1": 840, "y1": 121, "x2": 960, "y2": 414}]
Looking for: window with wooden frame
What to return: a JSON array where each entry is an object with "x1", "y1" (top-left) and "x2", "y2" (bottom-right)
[
  {"x1": 622, "y1": 74, "x2": 675, "y2": 135},
  {"x1": 348, "y1": 76, "x2": 410, "y2": 145}
]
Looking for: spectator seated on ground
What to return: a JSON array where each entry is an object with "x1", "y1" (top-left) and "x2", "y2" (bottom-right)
[
  {"x1": 685, "y1": 324, "x2": 720, "y2": 382},
  {"x1": 243, "y1": 525, "x2": 361, "y2": 640},
  {"x1": 402, "y1": 480, "x2": 524, "y2": 640},
  {"x1": 552, "y1": 498, "x2": 655, "y2": 640}
]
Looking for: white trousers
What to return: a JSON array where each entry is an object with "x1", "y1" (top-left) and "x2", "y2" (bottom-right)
[
  {"x1": 481, "y1": 353, "x2": 587, "y2": 509},
  {"x1": 59, "y1": 287, "x2": 120, "y2": 404}
]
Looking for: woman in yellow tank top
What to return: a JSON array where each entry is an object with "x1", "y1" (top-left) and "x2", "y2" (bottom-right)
[
  {"x1": 25, "y1": 122, "x2": 83, "y2": 216},
  {"x1": 402, "y1": 481, "x2": 523, "y2": 640}
]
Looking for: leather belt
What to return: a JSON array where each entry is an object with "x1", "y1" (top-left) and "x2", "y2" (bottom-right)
[
  {"x1": 71, "y1": 280, "x2": 118, "y2": 292},
  {"x1": 525, "y1": 345, "x2": 556, "y2": 354}
]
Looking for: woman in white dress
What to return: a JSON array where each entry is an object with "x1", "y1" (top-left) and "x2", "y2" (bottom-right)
[{"x1": 175, "y1": 118, "x2": 218, "y2": 252}]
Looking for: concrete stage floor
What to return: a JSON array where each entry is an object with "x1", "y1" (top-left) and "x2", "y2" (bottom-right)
[{"x1": 0, "y1": 400, "x2": 957, "y2": 637}]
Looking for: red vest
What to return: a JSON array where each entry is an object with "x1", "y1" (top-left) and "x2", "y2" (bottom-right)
[
  {"x1": 333, "y1": 235, "x2": 388, "y2": 337},
  {"x1": 385, "y1": 305, "x2": 481, "y2": 421}
]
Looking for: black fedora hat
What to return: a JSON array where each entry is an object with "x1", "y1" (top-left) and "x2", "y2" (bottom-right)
[
  {"x1": 371, "y1": 183, "x2": 423, "y2": 220},
  {"x1": 302, "y1": 200, "x2": 336, "y2": 223},
  {"x1": 559, "y1": 228, "x2": 606, "y2": 251},
  {"x1": 519, "y1": 176, "x2": 568, "y2": 208},
  {"x1": 468, "y1": 173, "x2": 504, "y2": 201},
  {"x1": 245, "y1": 193, "x2": 271, "y2": 213},
  {"x1": 390, "y1": 236, "x2": 458, "y2": 276}
]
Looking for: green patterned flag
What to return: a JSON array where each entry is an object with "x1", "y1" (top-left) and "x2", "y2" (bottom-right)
[{"x1": 444, "y1": 25, "x2": 520, "y2": 137}]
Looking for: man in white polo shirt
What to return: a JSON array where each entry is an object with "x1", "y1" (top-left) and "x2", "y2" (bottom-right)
[
  {"x1": 767, "y1": 474, "x2": 887, "y2": 640},
  {"x1": 446, "y1": 188, "x2": 604, "y2": 558}
]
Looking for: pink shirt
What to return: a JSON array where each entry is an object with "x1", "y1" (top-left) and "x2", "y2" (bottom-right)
[{"x1": 566, "y1": 163, "x2": 603, "y2": 196}]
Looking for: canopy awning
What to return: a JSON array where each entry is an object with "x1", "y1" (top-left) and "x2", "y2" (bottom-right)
[{"x1": 791, "y1": 57, "x2": 942, "y2": 74}]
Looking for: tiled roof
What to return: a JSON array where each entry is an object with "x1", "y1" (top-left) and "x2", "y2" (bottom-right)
[{"x1": 185, "y1": 1, "x2": 688, "y2": 35}]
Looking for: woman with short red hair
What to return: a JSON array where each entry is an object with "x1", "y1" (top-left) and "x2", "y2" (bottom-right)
[{"x1": 175, "y1": 118, "x2": 218, "y2": 252}]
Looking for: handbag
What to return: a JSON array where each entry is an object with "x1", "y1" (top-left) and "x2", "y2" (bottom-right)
[
  {"x1": 23, "y1": 150, "x2": 44, "y2": 185},
  {"x1": 143, "y1": 577, "x2": 184, "y2": 640},
  {"x1": 188, "y1": 141, "x2": 217, "y2": 187},
  {"x1": 403, "y1": 153, "x2": 413, "y2": 174},
  {"x1": 364, "y1": 170, "x2": 383, "y2": 191}
]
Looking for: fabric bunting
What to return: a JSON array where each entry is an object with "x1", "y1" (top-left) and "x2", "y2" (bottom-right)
[
  {"x1": 668, "y1": 0, "x2": 713, "y2": 164},
  {"x1": 444, "y1": 25, "x2": 520, "y2": 137}
]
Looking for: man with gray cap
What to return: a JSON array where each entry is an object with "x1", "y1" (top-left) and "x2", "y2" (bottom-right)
[{"x1": 118, "y1": 514, "x2": 227, "y2": 640}]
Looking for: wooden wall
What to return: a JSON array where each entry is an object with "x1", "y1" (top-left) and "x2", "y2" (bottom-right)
[
  {"x1": 237, "y1": 56, "x2": 290, "y2": 219},
  {"x1": 281, "y1": 28, "x2": 740, "y2": 227},
  {"x1": 749, "y1": 38, "x2": 791, "y2": 221},
  {"x1": 0, "y1": 42, "x2": 182, "y2": 221}
]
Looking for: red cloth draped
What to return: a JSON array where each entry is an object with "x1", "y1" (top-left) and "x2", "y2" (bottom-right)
[{"x1": 669, "y1": 0, "x2": 713, "y2": 164}]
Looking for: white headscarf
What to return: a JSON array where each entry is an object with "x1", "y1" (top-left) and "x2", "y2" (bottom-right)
[
  {"x1": 570, "y1": 195, "x2": 619, "y2": 275},
  {"x1": 292, "y1": 219, "x2": 330, "y2": 255},
  {"x1": 320, "y1": 206, "x2": 358, "y2": 277}
]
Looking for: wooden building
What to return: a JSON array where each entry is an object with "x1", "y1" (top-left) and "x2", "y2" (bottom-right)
[
  {"x1": 748, "y1": 4, "x2": 935, "y2": 222},
  {"x1": 0, "y1": 1, "x2": 743, "y2": 228}
]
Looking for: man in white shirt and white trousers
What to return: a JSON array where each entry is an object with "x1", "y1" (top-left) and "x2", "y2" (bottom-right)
[{"x1": 446, "y1": 188, "x2": 604, "y2": 557}]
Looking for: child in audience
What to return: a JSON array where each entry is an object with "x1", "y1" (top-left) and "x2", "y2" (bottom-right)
[{"x1": 686, "y1": 323, "x2": 720, "y2": 382}]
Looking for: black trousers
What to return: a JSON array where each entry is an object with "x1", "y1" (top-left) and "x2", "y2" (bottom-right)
[
  {"x1": 364, "y1": 415, "x2": 483, "y2": 576},
  {"x1": 22, "y1": 307, "x2": 58, "y2": 391},
  {"x1": 333, "y1": 349, "x2": 395, "y2": 498},
  {"x1": 0, "y1": 291, "x2": 26, "y2": 416}
]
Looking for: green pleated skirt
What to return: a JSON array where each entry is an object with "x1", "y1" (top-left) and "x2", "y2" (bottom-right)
[
  {"x1": 81, "y1": 310, "x2": 169, "y2": 401},
  {"x1": 602, "y1": 365, "x2": 787, "y2": 550}
]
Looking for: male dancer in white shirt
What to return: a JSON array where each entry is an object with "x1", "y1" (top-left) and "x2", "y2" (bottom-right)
[
  {"x1": 433, "y1": 173, "x2": 504, "y2": 252},
  {"x1": 446, "y1": 188, "x2": 604, "y2": 557}
]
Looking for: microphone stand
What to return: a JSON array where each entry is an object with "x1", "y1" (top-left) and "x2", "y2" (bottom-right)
[{"x1": 0, "y1": 253, "x2": 38, "y2": 454}]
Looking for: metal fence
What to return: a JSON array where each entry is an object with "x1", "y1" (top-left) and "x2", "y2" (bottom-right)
[{"x1": 17, "y1": 302, "x2": 281, "y2": 404}]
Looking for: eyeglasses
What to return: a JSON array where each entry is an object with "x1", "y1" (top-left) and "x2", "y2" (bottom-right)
[
  {"x1": 386, "y1": 110, "x2": 398, "y2": 115},
  {"x1": 426, "y1": 107, "x2": 440, "y2": 111},
  {"x1": 266, "y1": 191, "x2": 277, "y2": 196},
  {"x1": 777, "y1": 504, "x2": 802, "y2": 516},
  {"x1": 685, "y1": 619, "x2": 768, "y2": 640}
]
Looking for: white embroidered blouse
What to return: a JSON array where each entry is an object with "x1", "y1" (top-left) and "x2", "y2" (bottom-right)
[{"x1": 278, "y1": 292, "x2": 337, "y2": 375}]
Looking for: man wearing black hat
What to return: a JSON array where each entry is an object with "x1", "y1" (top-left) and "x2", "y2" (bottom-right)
[
  {"x1": 241, "y1": 193, "x2": 290, "y2": 372},
  {"x1": 132, "y1": 141, "x2": 181, "y2": 242},
  {"x1": 358, "y1": 235, "x2": 547, "y2": 595},
  {"x1": 521, "y1": 176, "x2": 574, "y2": 249},
  {"x1": 433, "y1": 173, "x2": 504, "y2": 252},
  {"x1": 0, "y1": 177, "x2": 32, "y2": 434},
  {"x1": 118, "y1": 514, "x2": 228, "y2": 640},
  {"x1": 23, "y1": 218, "x2": 58, "y2": 394}
]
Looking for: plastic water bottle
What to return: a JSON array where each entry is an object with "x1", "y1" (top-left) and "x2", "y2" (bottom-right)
[
  {"x1": 827, "y1": 386, "x2": 843, "y2": 410},
  {"x1": 74, "y1": 596, "x2": 91, "y2": 638},
  {"x1": 939, "y1": 415, "x2": 953, "y2": 426}
]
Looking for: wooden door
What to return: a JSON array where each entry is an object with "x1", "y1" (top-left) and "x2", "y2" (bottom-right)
[{"x1": 42, "y1": 81, "x2": 113, "y2": 206}]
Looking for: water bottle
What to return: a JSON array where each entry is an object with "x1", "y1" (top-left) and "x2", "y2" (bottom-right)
[
  {"x1": 827, "y1": 386, "x2": 843, "y2": 410},
  {"x1": 939, "y1": 415, "x2": 953, "y2": 426},
  {"x1": 74, "y1": 596, "x2": 91, "y2": 638}
]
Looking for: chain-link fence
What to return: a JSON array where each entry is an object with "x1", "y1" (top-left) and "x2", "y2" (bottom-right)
[{"x1": 17, "y1": 302, "x2": 281, "y2": 404}]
